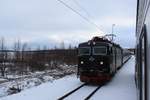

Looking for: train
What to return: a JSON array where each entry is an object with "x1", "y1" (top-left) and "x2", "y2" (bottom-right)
[
  {"x1": 77, "y1": 36, "x2": 131, "y2": 84},
  {"x1": 135, "y1": 0, "x2": 150, "y2": 100}
]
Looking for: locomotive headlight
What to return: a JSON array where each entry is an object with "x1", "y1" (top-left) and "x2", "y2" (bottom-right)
[
  {"x1": 81, "y1": 61, "x2": 84, "y2": 64},
  {"x1": 100, "y1": 61, "x2": 104, "y2": 65}
]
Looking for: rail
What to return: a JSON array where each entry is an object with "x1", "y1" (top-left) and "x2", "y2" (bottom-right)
[{"x1": 58, "y1": 83, "x2": 103, "y2": 100}]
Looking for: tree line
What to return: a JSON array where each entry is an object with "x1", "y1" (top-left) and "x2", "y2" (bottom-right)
[{"x1": 0, "y1": 37, "x2": 78, "y2": 78}]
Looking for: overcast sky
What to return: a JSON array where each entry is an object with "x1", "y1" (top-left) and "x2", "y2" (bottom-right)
[{"x1": 0, "y1": 0, "x2": 136, "y2": 49}]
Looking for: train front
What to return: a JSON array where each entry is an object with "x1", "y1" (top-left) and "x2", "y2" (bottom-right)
[{"x1": 78, "y1": 39, "x2": 112, "y2": 84}]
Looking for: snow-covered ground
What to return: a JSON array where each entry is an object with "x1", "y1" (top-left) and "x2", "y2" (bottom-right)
[
  {"x1": 0, "y1": 56, "x2": 137, "y2": 100},
  {"x1": 91, "y1": 56, "x2": 137, "y2": 100},
  {"x1": 0, "y1": 64, "x2": 76, "y2": 98}
]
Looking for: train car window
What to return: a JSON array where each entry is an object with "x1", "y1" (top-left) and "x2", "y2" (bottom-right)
[
  {"x1": 110, "y1": 47, "x2": 113, "y2": 53},
  {"x1": 78, "y1": 47, "x2": 91, "y2": 55},
  {"x1": 93, "y1": 46, "x2": 107, "y2": 55}
]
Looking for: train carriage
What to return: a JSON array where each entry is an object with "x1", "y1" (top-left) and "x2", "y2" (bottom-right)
[
  {"x1": 135, "y1": 0, "x2": 150, "y2": 100},
  {"x1": 77, "y1": 36, "x2": 123, "y2": 84}
]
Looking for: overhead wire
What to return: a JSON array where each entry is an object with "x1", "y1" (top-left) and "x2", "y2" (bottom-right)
[
  {"x1": 56, "y1": 0, "x2": 103, "y2": 33},
  {"x1": 71, "y1": 0, "x2": 104, "y2": 34},
  {"x1": 71, "y1": 0, "x2": 92, "y2": 18}
]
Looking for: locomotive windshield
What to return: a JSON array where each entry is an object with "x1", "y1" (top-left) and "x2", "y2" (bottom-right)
[
  {"x1": 78, "y1": 47, "x2": 91, "y2": 55},
  {"x1": 93, "y1": 46, "x2": 107, "y2": 55}
]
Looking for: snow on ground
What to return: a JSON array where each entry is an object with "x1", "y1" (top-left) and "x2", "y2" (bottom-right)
[
  {"x1": 0, "y1": 75, "x2": 82, "y2": 100},
  {"x1": 0, "y1": 65, "x2": 76, "y2": 98},
  {"x1": 91, "y1": 56, "x2": 137, "y2": 100},
  {"x1": 0, "y1": 56, "x2": 137, "y2": 100}
]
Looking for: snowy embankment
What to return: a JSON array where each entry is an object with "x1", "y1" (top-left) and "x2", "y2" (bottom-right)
[
  {"x1": 0, "y1": 65, "x2": 76, "y2": 98},
  {"x1": 1, "y1": 56, "x2": 136, "y2": 100}
]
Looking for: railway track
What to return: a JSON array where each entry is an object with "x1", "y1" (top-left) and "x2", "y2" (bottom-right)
[
  {"x1": 58, "y1": 83, "x2": 103, "y2": 100},
  {"x1": 58, "y1": 56, "x2": 131, "y2": 100}
]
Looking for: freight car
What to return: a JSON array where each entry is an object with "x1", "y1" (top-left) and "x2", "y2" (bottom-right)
[{"x1": 77, "y1": 36, "x2": 130, "y2": 84}]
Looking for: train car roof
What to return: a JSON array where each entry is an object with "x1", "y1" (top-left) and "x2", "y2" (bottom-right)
[
  {"x1": 78, "y1": 36, "x2": 122, "y2": 49},
  {"x1": 78, "y1": 42, "x2": 90, "y2": 47}
]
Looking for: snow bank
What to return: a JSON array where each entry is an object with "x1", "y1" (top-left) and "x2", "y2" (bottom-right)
[
  {"x1": 0, "y1": 64, "x2": 76, "y2": 98},
  {"x1": 0, "y1": 75, "x2": 82, "y2": 100}
]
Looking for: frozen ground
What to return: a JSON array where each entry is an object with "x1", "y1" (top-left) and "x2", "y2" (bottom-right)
[
  {"x1": 0, "y1": 56, "x2": 137, "y2": 100},
  {"x1": 91, "y1": 56, "x2": 137, "y2": 100},
  {"x1": 0, "y1": 64, "x2": 76, "y2": 98}
]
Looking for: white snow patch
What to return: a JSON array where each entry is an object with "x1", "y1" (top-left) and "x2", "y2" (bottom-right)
[{"x1": 0, "y1": 56, "x2": 137, "y2": 100}]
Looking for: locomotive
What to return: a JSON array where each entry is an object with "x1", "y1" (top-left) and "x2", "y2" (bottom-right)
[{"x1": 77, "y1": 36, "x2": 130, "y2": 84}]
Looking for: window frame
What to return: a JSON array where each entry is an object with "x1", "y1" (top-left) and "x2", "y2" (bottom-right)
[
  {"x1": 92, "y1": 46, "x2": 107, "y2": 55},
  {"x1": 78, "y1": 47, "x2": 91, "y2": 56},
  {"x1": 139, "y1": 24, "x2": 147, "y2": 100}
]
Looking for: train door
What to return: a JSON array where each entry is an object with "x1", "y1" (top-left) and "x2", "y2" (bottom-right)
[{"x1": 139, "y1": 25, "x2": 147, "y2": 100}]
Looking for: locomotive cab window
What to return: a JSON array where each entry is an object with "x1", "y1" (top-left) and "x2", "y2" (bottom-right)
[
  {"x1": 93, "y1": 46, "x2": 107, "y2": 55},
  {"x1": 78, "y1": 47, "x2": 91, "y2": 55}
]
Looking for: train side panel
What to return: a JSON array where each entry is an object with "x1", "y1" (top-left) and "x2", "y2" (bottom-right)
[
  {"x1": 145, "y1": 3, "x2": 150, "y2": 100},
  {"x1": 136, "y1": 0, "x2": 150, "y2": 100}
]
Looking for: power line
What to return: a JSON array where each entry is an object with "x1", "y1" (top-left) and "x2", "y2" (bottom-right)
[
  {"x1": 56, "y1": 0, "x2": 103, "y2": 33},
  {"x1": 71, "y1": 0, "x2": 103, "y2": 33},
  {"x1": 71, "y1": 0, "x2": 92, "y2": 18}
]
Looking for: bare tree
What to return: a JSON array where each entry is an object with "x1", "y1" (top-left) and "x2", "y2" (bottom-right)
[
  {"x1": 60, "y1": 41, "x2": 65, "y2": 49},
  {"x1": 43, "y1": 45, "x2": 48, "y2": 50},
  {"x1": 9, "y1": 40, "x2": 23, "y2": 92},
  {"x1": 13, "y1": 39, "x2": 22, "y2": 74},
  {"x1": 21, "y1": 43, "x2": 28, "y2": 74},
  {"x1": 54, "y1": 45, "x2": 57, "y2": 50},
  {"x1": 68, "y1": 44, "x2": 72, "y2": 49},
  {"x1": 14, "y1": 39, "x2": 21, "y2": 60},
  {"x1": 37, "y1": 45, "x2": 41, "y2": 51},
  {"x1": 0, "y1": 37, "x2": 7, "y2": 77}
]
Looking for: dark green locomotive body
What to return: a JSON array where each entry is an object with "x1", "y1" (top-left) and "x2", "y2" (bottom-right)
[{"x1": 78, "y1": 37, "x2": 123, "y2": 83}]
